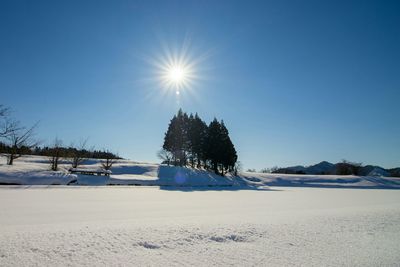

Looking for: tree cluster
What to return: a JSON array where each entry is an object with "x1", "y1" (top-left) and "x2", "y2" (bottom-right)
[
  {"x1": 161, "y1": 109, "x2": 237, "y2": 175},
  {"x1": 335, "y1": 160, "x2": 362, "y2": 175}
]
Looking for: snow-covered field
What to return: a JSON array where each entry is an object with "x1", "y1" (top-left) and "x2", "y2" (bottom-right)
[
  {"x1": 0, "y1": 156, "x2": 400, "y2": 266},
  {"x1": 0, "y1": 186, "x2": 399, "y2": 266},
  {"x1": 1, "y1": 156, "x2": 399, "y2": 189}
]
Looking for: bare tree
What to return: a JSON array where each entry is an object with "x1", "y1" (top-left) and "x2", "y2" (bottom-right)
[
  {"x1": 233, "y1": 161, "x2": 243, "y2": 176},
  {"x1": 49, "y1": 137, "x2": 63, "y2": 171},
  {"x1": 157, "y1": 149, "x2": 173, "y2": 166},
  {"x1": 5, "y1": 121, "x2": 39, "y2": 165},
  {"x1": 270, "y1": 166, "x2": 279, "y2": 173},
  {"x1": 101, "y1": 150, "x2": 118, "y2": 171},
  {"x1": 0, "y1": 105, "x2": 19, "y2": 138},
  {"x1": 69, "y1": 139, "x2": 90, "y2": 169}
]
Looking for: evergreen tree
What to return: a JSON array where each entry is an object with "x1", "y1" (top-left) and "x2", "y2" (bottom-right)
[
  {"x1": 186, "y1": 113, "x2": 208, "y2": 168},
  {"x1": 205, "y1": 118, "x2": 224, "y2": 174},
  {"x1": 162, "y1": 109, "x2": 189, "y2": 166},
  {"x1": 186, "y1": 113, "x2": 196, "y2": 167},
  {"x1": 193, "y1": 113, "x2": 208, "y2": 168},
  {"x1": 162, "y1": 110, "x2": 237, "y2": 175},
  {"x1": 163, "y1": 115, "x2": 178, "y2": 165},
  {"x1": 204, "y1": 119, "x2": 237, "y2": 175},
  {"x1": 220, "y1": 120, "x2": 237, "y2": 174}
]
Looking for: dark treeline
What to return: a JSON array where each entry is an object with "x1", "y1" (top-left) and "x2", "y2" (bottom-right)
[
  {"x1": 161, "y1": 109, "x2": 237, "y2": 176},
  {"x1": 0, "y1": 142, "x2": 121, "y2": 160}
]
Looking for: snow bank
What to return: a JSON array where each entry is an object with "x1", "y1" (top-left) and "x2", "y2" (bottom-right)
[
  {"x1": 240, "y1": 172, "x2": 400, "y2": 189},
  {"x1": 0, "y1": 155, "x2": 399, "y2": 189}
]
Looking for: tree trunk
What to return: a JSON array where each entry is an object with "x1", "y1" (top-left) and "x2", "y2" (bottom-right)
[
  {"x1": 213, "y1": 162, "x2": 218, "y2": 175},
  {"x1": 7, "y1": 154, "x2": 14, "y2": 165}
]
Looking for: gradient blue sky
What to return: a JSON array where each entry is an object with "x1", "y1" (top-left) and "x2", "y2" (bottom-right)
[{"x1": 1, "y1": 0, "x2": 399, "y2": 169}]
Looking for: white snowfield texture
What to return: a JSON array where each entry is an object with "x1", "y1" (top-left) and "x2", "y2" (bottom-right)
[
  {"x1": 1, "y1": 156, "x2": 399, "y2": 189},
  {"x1": 0, "y1": 186, "x2": 399, "y2": 266}
]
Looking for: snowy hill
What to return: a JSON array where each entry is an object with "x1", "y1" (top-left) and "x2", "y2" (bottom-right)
[
  {"x1": 0, "y1": 155, "x2": 399, "y2": 189},
  {"x1": 306, "y1": 161, "x2": 336, "y2": 174}
]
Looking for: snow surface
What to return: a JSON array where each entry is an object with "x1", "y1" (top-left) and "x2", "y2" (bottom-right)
[
  {"x1": 0, "y1": 186, "x2": 399, "y2": 266},
  {"x1": 0, "y1": 156, "x2": 400, "y2": 265},
  {"x1": 1, "y1": 155, "x2": 399, "y2": 189}
]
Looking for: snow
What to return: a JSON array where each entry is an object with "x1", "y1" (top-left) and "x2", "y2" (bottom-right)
[
  {"x1": 1, "y1": 155, "x2": 399, "y2": 189},
  {"x1": 240, "y1": 172, "x2": 400, "y2": 189},
  {"x1": 368, "y1": 167, "x2": 390, "y2": 177},
  {"x1": 0, "y1": 156, "x2": 236, "y2": 187},
  {"x1": 0, "y1": 156, "x2": 400, "y2": 265},
  {"x1": 0, "y1": 186, "x2": 399, "y2": 266}
]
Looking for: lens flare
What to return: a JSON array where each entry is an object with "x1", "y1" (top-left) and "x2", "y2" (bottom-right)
[
  {"x1": 142, "y1": 38, "x2": 211, "y2": 104},
  {"x1": 168, "y1": 66, "x2": 186, "y2": 84},
  {"x1": 159, "y1": 59, "x2": 195, "y2": 91}
]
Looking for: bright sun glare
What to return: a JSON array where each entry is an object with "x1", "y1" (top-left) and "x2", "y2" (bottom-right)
[
  {"x1": 160, "y1": 61, "x2": 193, "y2": 92},
  {"x1": 150, "y1": 41, "x2": 206, "y2": 96},
  {"x1": 168, "y1": 66, "x2": 186, "y2": 84}
]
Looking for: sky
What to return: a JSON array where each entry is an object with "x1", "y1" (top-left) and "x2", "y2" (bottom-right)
[{"x1": 0, "y1": 0, "x2": 399, "y2": 170}]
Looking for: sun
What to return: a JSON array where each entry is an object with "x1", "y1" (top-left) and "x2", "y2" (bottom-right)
[
  {"x1": 167, "y1": 65, "x2": 186, "y2": 85},
  {"x1": 147, "y1": 40, "x2": 207, "y2": 97},
  {"x1": 160, "y1": 61, "x2": 193, "y2": 92}
]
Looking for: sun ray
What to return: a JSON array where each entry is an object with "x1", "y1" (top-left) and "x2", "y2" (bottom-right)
[{"x1": 137, "y1": 36, "x2": 214, "y2": 108}]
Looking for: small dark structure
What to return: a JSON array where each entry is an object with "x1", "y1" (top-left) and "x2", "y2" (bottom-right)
[{"x1": 69, "y1": 168, "x2": 111, "y2": 177}]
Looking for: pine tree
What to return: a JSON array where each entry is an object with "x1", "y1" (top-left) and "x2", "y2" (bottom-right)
[
  {"x1": 162, "y1": 109, "x2": 189, "y2": 166},
  {"x1": 203, "y1": 119, "x2": 237, "y2": 175},
  {"x1": 220, "y1": 120, "x2": 237, "y2": 174},
  {"x1": 186, "y1": 113, "x2": 196, "y2": 167},
  {"x1": 195, "y1": 114, "x2": 208, "y2": 168},
  {"x1": 162, "y1": 110, "x2": 237, "y2": 174},
  {"x1": 187, "y1": 113, "x2": 208, "y2": 168},
  {"x1": 205, "y1": 118, "x2": 224, "y2": 174}
]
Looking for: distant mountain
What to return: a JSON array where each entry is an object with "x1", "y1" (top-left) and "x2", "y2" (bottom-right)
[
  {"x1": 272, "y1": 161, "x2": 399, "y2": 177},
  {"x1": 307, "y1": 161, "x2": 335, "y2": 174},
  {"x1": 358, "y1": 165, "x2": 390, "y2": 177}
]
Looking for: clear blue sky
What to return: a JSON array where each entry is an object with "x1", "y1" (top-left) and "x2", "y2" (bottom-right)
[{"x1": 1, "y1": 0, "x2": 399, "y2": 169}]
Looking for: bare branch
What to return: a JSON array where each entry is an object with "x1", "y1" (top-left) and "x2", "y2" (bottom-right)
[
  {"x1": 0, "y1": 107, "x2": 21, "y2": 138},
  {"x1": 157, "y1": 149, "x2": 173, "y2": 166},
  {"x1": 69, "y1": 138, "x2": 90, "y2": 169},
  {"x1": 101, "y1": 150, "x2": 118, "y2": 171},
  {"x1": 4, "y1": 120, "x2": 39, "y2": 165},
  {"x1": 49, "y1": 137, "x2": 63, "y2": 171},
  {"x1": 0, "y1": 105, "x2": 10, "y2": 117}
]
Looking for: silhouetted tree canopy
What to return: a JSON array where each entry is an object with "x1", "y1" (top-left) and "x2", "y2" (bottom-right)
[
  {"x1": 162, "y1": 109, "x2": 237, "y2": 175},
  {"x1": 0, "y1": 142, "x2": 121, "y2": 160}
]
